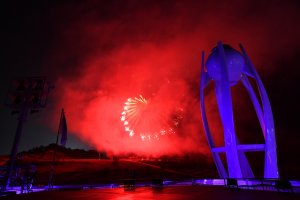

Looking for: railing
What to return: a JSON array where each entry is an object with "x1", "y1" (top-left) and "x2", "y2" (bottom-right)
[{"x1": 196, "y1": 178, "x2": 296, "y2": 193}]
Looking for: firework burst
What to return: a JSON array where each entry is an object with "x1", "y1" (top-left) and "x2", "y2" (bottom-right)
[{"x1": 121, "y1": 95, "x2": 182, "y2": 141}]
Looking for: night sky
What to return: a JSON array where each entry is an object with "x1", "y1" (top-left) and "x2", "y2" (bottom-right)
[{"x1": 1, "y1": 0, "x2": 300, "y2": 178}]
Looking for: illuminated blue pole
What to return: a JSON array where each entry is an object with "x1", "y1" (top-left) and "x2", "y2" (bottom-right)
[{"x1": 239, "y1": 44, "x2": 279, "y2": 178}]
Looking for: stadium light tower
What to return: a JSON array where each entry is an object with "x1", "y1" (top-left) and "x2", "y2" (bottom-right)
[
  {"x1": 200, "y1": 41, "x2": 279, "y2": 179},
  {"x1": 2, "y1": 77, "x2": 53, "y2": 191}
]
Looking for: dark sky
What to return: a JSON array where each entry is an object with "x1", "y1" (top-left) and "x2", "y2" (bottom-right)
[{"x1": 1, "y1": 0, "x2": 300, "y2": 178}]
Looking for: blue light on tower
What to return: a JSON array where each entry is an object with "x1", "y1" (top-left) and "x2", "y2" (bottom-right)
[{"x1": 200, "y1": 42, "x2": 279, "y2": 179}]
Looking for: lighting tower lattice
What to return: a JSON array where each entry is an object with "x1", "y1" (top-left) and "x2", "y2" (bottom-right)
[{"x1": 2, "y1": 77, "x2": 53, "y2": 191}]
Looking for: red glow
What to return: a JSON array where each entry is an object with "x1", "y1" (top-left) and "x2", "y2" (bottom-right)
[
  {"x1": 51, "y1": 43, "x2": 209, "y2": 155},
  {"x1": 44, "y1": 1, "x2": 300, "y2": 156}
]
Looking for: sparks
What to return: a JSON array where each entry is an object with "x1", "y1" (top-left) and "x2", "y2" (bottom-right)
[{"x1": 120, "y1": 94, "x2": 183, "y2": 141}]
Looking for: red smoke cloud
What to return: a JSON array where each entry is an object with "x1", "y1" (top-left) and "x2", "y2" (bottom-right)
[
  {"x1": 53, "y1": 42, "x2": 207, "y2": 155},
  {"x1": 44, "y1": 1, "x2": 300, "y2": 156}
]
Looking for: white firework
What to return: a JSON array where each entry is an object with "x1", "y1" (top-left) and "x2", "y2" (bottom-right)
[{"x1": 121, "y1": 94, "x2": 178, "y2": 141}]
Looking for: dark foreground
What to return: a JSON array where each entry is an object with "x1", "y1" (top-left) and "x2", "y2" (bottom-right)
[{"x1": 1, "y1": 186, "x2": 300, "y2": 200}]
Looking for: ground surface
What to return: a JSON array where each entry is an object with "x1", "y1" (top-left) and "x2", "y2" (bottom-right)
[
  {"x1": 4, "y1": 155, "x2": 214, "y2": 186},
  {"x1": 1, "y1": 186, "x2": 300, "y2": 200},
  {"x1": 26, "y1": 159, "x2": 195, "y2": 185}
]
